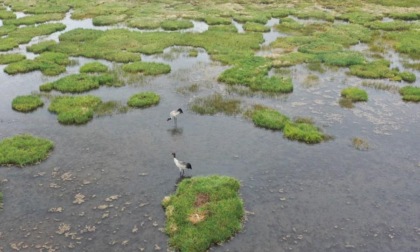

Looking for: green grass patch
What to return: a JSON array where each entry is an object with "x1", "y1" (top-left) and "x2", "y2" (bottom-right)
[
  {"x1": 3, "y1": 13, "x2": 65, "y2": 26},
  {"x1": 272, "y1": 52, "x2": 318, "y2": 67},
  {"x1": 317, "y1": 24, "x2": 373, "y2": 46},
  {"x1": 337, "y1": 11, "x2": 381, "y2": 25},
  {"x1": 250, "y1": 106, "x2": 289, "y2": 131},
  {"x1": 190, "y1": 93, "x2": 242, "y2": 116},
  {"x1": 122, "y1": 61, "x2": 171, "y2": 75},
  {"x1": 0, "y1": 134, "x2": 54, "y2": 166},
  {"x1": 399, "y1": 86, "x2": 420, "y2": 102},
  {"x1": 4, "y1": 52, "x2": 69, "y2": 76},
  {"x1": 341, "y1": 87, "x2": 368, "y2": 102},
  {"x1": 218, "y1": 56, "x2": 293, "y2": 93},
  {"x1": 388, "y1": 12, "x2": 420, "y2": 21},
  {"x1": 127, "y1": 17, "x2": 161, "y2": 29},
  {"x1": 40, "y1": 73, "x2": 116, "y2": 93},
  {"x1": 27, "y1": 40, "x2": 58, "y2": 54},
  {"x1": 283, "y1": 121, "x2": 325, "y2": 144},
  {"x1": 161, "y1": 19, "x2": 194, "y2": 31},
  {"x1": 366, "y1": 20, "x2": 411, "y2": 31},
  {"x1": 162, "y1": 175, "x2": 244, "y2": 252},
  {"x1": 12, "y1": 95, "x2": 44, "y2": 112},
  {"x1": 348, "y1": 59, "x2": 409, "y2": 81},
  {"x1": 80, "y1": 62, "x2": 109, "y2": 73},
  {"x1": 49, "y1": 95, "x2": 102, "y2": 125},
  {"x1": 243, "y1": 22, "x2": 270, "y2": 32},
  {"x1": 385, "y1": 30, "x2": 420, "y2": 59},
  {"x1": 294, "y1": 10, "x2": 335, "y2": 22},
  {"x1": 127, "y1": 92, "x2": 160, "y2": 108},
  {"x1": 0, "y1": 9, "x2": 16, "y2": 19},
  {"x1": 204, "y1": 16, "x2": 232, "y2": 25},
  {"x1": 318, "y1": 51, "x2": 366, "y2": 67},
  {"x1": 92, "y1": 14, "x2": 127, "y2": 26},
  {"x1": 298, "y1": 40, "x2": 343, "y2": 54},
  {"x1": 0, "y1": 54, "x2": 26, "y2": 64},
  {"x1": 207, "y1": 24, "x2": 238, "y2": 32}
]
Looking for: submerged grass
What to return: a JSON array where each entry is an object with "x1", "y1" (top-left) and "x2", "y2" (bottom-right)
[
  {"x1": 190, "y1": 93, "x2": 242, "y2": 116},
  {"x1": 352, "y1": 137, "x2": 369, "y2": 151},
  {"x1": 12, "y1": 95, "x2": 44, "y2": 112},
  {"x1": 48, "y1": 95, "x2": 102, "y2": 125},
  {"x1": 0, "y1": 134, "x2": 54, "y2": 166},
  {"x1": 127, "y1": 92, "x2": 160, "y2": 108},
  {"x1": 162, "y1": 175, "x2": 244, "y2": 252}
]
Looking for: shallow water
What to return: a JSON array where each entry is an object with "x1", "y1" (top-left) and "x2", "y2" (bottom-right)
[{"x1": 1, "y1": 11, "x2": 420, "y2": 252}]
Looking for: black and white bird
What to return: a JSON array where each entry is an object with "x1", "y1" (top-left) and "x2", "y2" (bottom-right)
[
  {"x1": 167, "y1": 108, "x2": 183, "y2": 124},
  {"x1": 172, "y1": 152, "x2": 192, "y2": 177}
]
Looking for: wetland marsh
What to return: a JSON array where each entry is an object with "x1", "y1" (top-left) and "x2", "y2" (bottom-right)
[{"x1": 0, "y1": 0, "x2": 420, "y2": 251}]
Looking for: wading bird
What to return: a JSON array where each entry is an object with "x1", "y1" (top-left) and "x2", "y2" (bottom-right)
[
  {"x1": 172, "y1": 152, "x2": 192, "y2": 177},
  {"x1": 167, "y1": 108, "x2": 183, "y2": 125}
]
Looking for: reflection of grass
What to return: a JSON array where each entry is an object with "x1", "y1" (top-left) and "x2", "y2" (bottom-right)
[
  {"x1": 94, "y1": 101, "x2": 129, "y2": 116},
  {"x1": 122, "y1": 61, "x2": 171, "y2": 75},
  {"x1": 127, "y1": 92, "x2": 160, "y2": 108},
  {"x1": 80, "y1": 62, "x2": 109, "y2": 73},
  {"x1": 49, "y1": 95, "x2": 102, "y2": 125},
  {"x1": 162, "y1": 175, "x2": 244, "y2": 252},
  {"x1": 352, "y1": 137, "x2": 369, "y2": 151},
  {"x1": 339, "y1": 98, "x2": 354, "y2": 108},
  {"x1": 0, "y1": 134, "x2": 54, "y2": 166},
  {"x1": 190, "y1": 93, "x2": 241, "y2": 116},
  {"x1": 399, "y1": 86, "x2": 420, "y2": 102},
  {"x1": 341, "y1": 87, "x2": 368, "y2": 102},
  {"x1": 12, "y1": 95, "x2": 44, "y2": 112},
  {"x1": 0, "y1": 54, "x2": 25, "y2": 64}
]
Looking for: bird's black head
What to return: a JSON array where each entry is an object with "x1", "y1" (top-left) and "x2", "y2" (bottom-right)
[
  {"x1": 177, "y1": 108, "x2": 183, "y2": 113},
  {"x1": 172, "y1": 152, "x2": 176, "y2": 157}
]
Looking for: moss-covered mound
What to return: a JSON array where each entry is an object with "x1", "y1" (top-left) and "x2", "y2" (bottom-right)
[
  {"x1": 48, "y1": 95, "x2": 102, "y2": 124},
  {"x1": 0, "y1": 134, "x2": 54, "y2": 166},
  {"x1": 190, "y1": 93, "x2": 242, "y2": 116},
  {"x1": 127, "y1": 92, "x2": 160, "y2": 108},
  {"x1": 399, "y1": 86, "x2": 420, "y2": 102},
  {"x1": 162, "y1": 176, "x2": 244, "y2": 252},
  {"x1": 12, "y1": 95, "x2": 44, "y2": 112},
  {"x1": 341, "y1": 87, "x2": 368, "y2": 102}
]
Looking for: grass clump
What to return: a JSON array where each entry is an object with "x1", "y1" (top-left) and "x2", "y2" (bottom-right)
[
  {"x1": 366, "y1": 20, "x2": 410, "y2": 31},
  {"x1": 4, "y1": 52, "x2": 70, "y2": 76},
  {"x1": 40, "y1": 73, "x2": 116, "y2": 93},
  {"x1": 127, "y1": 18, "x2": 161, "y2": 29},
  {"x1": 3, "y1": 13, "x2": 64, "y2": 26},
  {"x1": 12, "y1": 95, "x2": 44, "y2": 112},
  {"x1": 386, "y1": 30, "x2": 420, "y2": 59},
  {"x1": 0, "y1": 134, "x2": 54, "y2": 166},
  {"x1": 388, "y1": 12, "x2": 420, "y2": 21},
  {"x1": 318, "y1": 51, "x2": 365, "y2": 67},
  {"x1": 122, "y1": 62, "x2": 171, "y2": 75},
  {"x1": 80, "y1": 62, "x2": 109, "y2": 73},
  {"x1": 341, "y1": 87, "x2": 368, "y2": 102},
  {"x1": 162, "y1": 175, "x2": 244, "y2": 252},
  {"x1": 48, "y1": 95, "x2": 102, "y2": 125},
  {"x1": 337, "y1": 11, "x2": 381, "y2": 25},
  {"x1": 127, "y1": 92, "x2": 160, "y2": 108},
  {"x1": 352, "y1": 137, "x2": 369, "y2": 151},
  {"x1": 190, "y1": 93, "x2": 241, "y2": 116},
  {"x1": 0, "y1": 54, "x2": 26, "y2": 64},
  {"x1": 348, "y1": 59, "x2": 412, "y2": 81},
  {"x1": 92, "y1": 14, "x2": 126, "y2": 26},
  {"x1": 0, "y1": 9, "x2": 16, "y2": 19},
  {"x1": 204, "y1": 16, "x2": 232, "y2": 25},
  {"x1": 27, "y1": 40, "x2": 58, "y2": 54},
  {"x1": 250, "y1": 106, "x2": 289, "y2": 131},
  {"x1": 399, "y1": 86, "x2": 420, "y2": 102},
  {"x1": 161, "y1": 19, "x2": 194, "y2": 31},
  {"x1": 283, "y1": 121, "x2": 325, "y2": 144},
  {"x1": 243, "y1": 22, "x2": 270, "y2": 32}
]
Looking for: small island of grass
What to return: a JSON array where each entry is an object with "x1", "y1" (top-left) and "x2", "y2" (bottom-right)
[
  {"x1": 162, "y1": 175, "x2": 244, "y2": 252},
  {"x1": 341, "y1": 87, "x2": 368, "y2": 102},
  {"x1": 48, "y1": 95, "x2": 102, "y2": 125},
  {"x1": 399, "y1": 86, "x2": 420, "y2": 102},
  {"x1": 0, "y1": 134, "x2": 54, "y2": 166},
  {"x1": 127, "y1": 92, "x2": 160, "y2": 108},
  {"x1": 12, "y1": 95, "x2": 44, "y2": 112}
]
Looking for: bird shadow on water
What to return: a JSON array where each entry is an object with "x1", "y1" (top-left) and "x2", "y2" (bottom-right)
[
  {"x1": 167, "y1": 127, "x2": 183, "y2": 136},
  {"x1": 175, "y1": 175, "x2": 192, "y2": 186}
]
